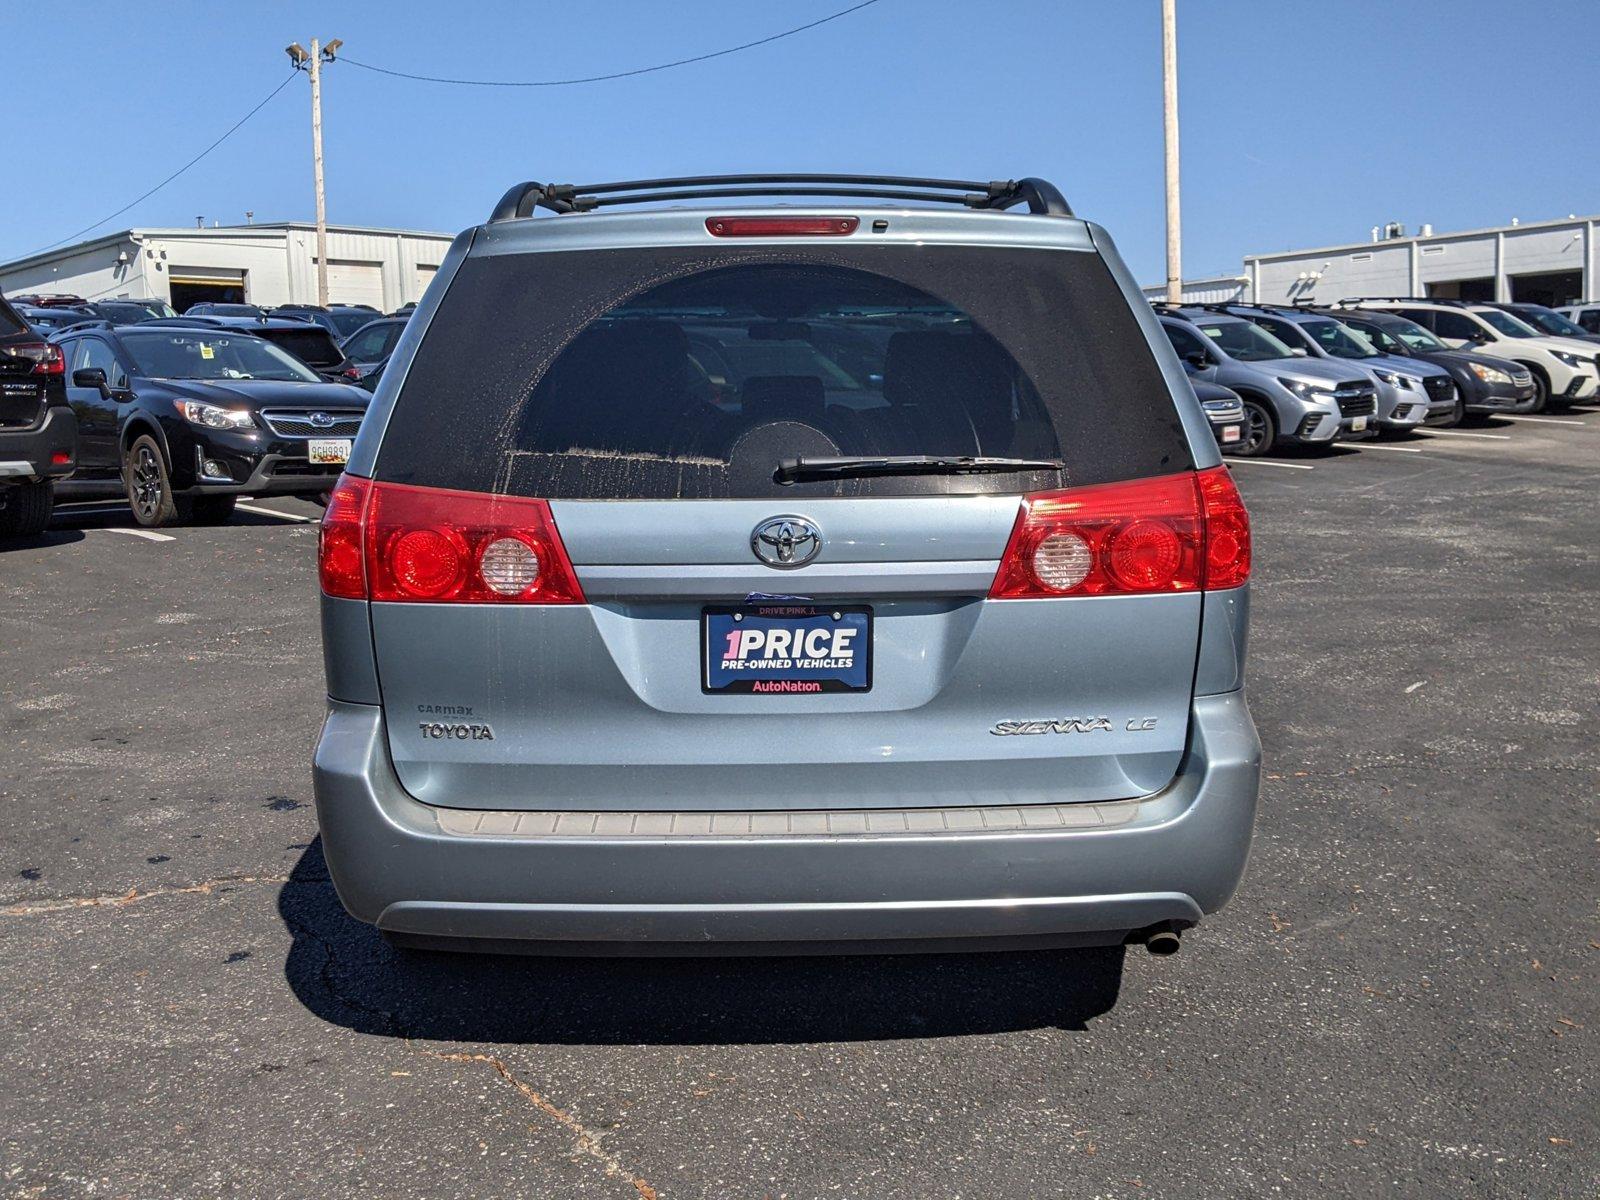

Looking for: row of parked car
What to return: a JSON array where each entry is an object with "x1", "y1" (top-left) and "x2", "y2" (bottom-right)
[
  {"x1": 5, "y1": 276, "x2": 1599, "y2": 537},
  {"x1": 1157, "y1": 296, "x2": 1600, "y2": 456},
  {"x1": 11, "y1": 293, "x2": 411, "y2": 388},
  {"x1": 0, "y1": 291, "x2": 414, "y2": 533}
]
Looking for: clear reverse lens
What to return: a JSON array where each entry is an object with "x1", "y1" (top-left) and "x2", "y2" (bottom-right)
[
  {"x1": 478, "y1": 536, "x2": 540, "y2": 596},
  {"x1": 1032, "y1": 531, "x2": 1093, "y2": 591}
]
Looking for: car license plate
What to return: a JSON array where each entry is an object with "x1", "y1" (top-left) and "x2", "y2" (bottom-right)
[
  {"x1": 703, "y1": 604, "x2": 872, "y2": 694},
  {"x1": 1351, "y1": 416, "x2": 1368, "y2": 432},
  {"x1": 1221, "y1": 425, "x2": 1242, "y2": 443},
  {"x1": 308, "y1": 438, "x2": 352, "y2": 464}
]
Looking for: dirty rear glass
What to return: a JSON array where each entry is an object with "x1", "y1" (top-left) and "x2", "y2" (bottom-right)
[{"x1": 376, "y1": 243, "x2": 1192, "y2": 499}]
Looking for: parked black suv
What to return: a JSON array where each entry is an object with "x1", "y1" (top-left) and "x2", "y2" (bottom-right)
[
  {"x1": 16, "y1": 304, "x2": 95, "y2": 335},
  {"x1": 51, "y1": 322, "x2": 369, "y2": 526},
  {"x1": 0, "y1": 292, "x2": 76, "y2": 537},
  {"x1": 1328, "y1": 305, "x2": 1537, "y2": 418},
  {"x1": 270, "y1": 304, "x2": 382, "y2": 340}
]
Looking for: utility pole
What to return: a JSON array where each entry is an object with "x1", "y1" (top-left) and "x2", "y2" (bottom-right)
[
  {"x1": 286, "y1": 38, "x2": 342, "y2": 307},
  {"x1": 1161, "y1": 0, "x2": 1182, "y2": 303}
]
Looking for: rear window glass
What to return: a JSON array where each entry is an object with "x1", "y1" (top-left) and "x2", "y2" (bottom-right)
[
  {"x1": 0, "y1": 297, "x2": 27, "y2": 338},
  {"x1": 377, "y1": 244, "x2": 1191, "y2": 499},
  {"x1": 264, "y1": 328, "x2": 342, "y2": 367}
]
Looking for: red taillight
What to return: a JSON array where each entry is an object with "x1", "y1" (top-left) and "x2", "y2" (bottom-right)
[
  {"x1": 705, "y1": 216, "x2": 859, "y2": 237},
  {"x1": 989, "y1": 466, "x2": 1249, "y2": 599},
  {"x1": 319, "y1": 474, "x2": 371, "y2": 599},
  {"x1": 318, "y1": 478, "x2": 585, "y2": 604},
  {"x1": 7, "y1": 342, "x2": 65, "y2": 375},
  {"x1": 1196, "y1": 465, "x2": 1251, "y2": 589},
  {"x1": 50, "y1": 450, "x2": 72, "y2": 466}
]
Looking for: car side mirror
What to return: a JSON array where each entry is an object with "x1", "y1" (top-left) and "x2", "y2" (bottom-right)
[
  {"x1": 72, "y1": 367, "x2": 109, "y2": 396},
  {"x1": 1289, "y1": 347, "x2": 1308, "y2": 356},
  {"x1": 1181, "y1": 351, "x2": 1210, "y2": 370}
]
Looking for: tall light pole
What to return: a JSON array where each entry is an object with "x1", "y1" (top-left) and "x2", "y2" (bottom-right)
[
  {"x1": 1161, "y1": 0, "x2": 1182, "y2": 303},
  {"x1": 286, "y1": 38, "x2": 342, "y2": 307}
]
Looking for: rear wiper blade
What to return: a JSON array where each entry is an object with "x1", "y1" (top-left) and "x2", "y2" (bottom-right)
[{"x1": 774, "y1": 454, "x2": 1064, "y2": 484}]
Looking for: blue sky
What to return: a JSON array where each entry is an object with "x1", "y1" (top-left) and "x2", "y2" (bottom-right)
[{"x1": 3, "y1": 1, "x2": 1595, "y2": 282}]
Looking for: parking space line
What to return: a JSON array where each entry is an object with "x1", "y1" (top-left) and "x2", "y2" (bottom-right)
[
  {"x1": 1355, "y1": 443, "x2": 1425, "y2": 453},
  {"x1": 1496, "y1": 415, "x2": 1587, "y2": 426},
  {"x1": 1424, "y1": 430, "x2": 1512, "y2": 440},
  {"x1": 1228, "y1": 458, "x2": 1314, "y2": 471},
  {"x1": 105, "y1": 528, "x2": 176, "y2": 543},
  {"x1": 233, "y1": 502, "x2": 319, "y2": 523}
]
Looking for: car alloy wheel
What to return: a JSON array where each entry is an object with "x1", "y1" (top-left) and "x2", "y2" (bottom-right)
[
  {"x1": 1528, "y1": 372, "x2": 1549, "y2": 413},
  {"x1": 123, "y1": 435, "x2": 184, "y2": 527},
  {"x1": 1237, "y1": 400, "x2": 1276, "y2": 457}
]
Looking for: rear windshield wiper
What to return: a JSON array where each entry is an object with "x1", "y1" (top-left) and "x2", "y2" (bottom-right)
[{"x1": 774, "y1": 455, "x2": 1064, "y2": 484}]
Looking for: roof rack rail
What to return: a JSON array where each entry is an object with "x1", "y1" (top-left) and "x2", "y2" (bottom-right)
[
  {"x1": 487, "y1": 174, "x2": 1073, "y2": 223},
  {"x1": 1194, "y1": 301, "x2": 1284, "y2": 314},
  {"x1": 1336, "y1": 296, "x2": 1471, "y2": 307}
]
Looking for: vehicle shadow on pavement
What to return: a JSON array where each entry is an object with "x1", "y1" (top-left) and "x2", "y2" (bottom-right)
[
  {"x1": 279, "y1": 839, "x2": 1125, "y2": 1045},
  {"x1": 0, "y1": 529, "x2": 85, "y2": 551}
]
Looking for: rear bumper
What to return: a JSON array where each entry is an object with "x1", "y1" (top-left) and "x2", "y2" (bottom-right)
[
  {"x1": 312, "y1": 690, "x2": 1261, "y2": 953},
  {"x1": 0, "y1": 407, "x2": 77, "y2": 483}
]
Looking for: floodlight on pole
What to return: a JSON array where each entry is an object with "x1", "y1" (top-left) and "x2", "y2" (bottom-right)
[{"x1": 286, "y1": 37, "x2": 340, "y2": 306}]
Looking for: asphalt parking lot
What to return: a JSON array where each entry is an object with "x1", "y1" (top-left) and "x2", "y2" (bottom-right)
[{"x1": 3, "y1": 413, "x2": 1597, "y2": 1200}]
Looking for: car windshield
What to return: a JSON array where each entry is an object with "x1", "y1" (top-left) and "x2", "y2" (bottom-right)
[
  {"x1": 1303, "y1": 318, "x2": 1379, "y2": 359},
  {"x1": 1375, "y1": 316, "x2": 1448, "y2": 353},
  {"x1": 1475, "y1": 309, "x2": 1538, "y2": 337},
  {"x1": 330, "y1": 309, "x2": 379, "y2": 338},
  {"x1": 1197, "y1": 319, "x2": 1296, "y2": 362},
  {"x1": 122, "y1": 331, "x2": 320, "y2": 382},
  {"x1": 1346, "y1": 321, "x2": 1404, "y2": 354},
  {"x1": 1515, "y1": 307, "x2": 1587, "y2": 337}
]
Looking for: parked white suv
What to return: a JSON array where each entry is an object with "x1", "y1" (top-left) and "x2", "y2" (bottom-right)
[{"x1": 1359, "y1": 299, "x2": 1599, "y2": 411}]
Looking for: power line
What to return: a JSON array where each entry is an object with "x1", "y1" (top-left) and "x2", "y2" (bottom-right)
[
  {"x1": 9, "y1": 71, "x2": 298, "y2": 263},
  {"x1": 340, "y1": 0, "x2": 883, "y2": 87}
]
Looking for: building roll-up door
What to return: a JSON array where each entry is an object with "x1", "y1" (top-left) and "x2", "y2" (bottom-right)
[
  {"x1": 317, "y1": 260, "x2": 385, "y2": 309},
  {"x1": 413, "y1": 264, "x2": 438, "y2": 302}
]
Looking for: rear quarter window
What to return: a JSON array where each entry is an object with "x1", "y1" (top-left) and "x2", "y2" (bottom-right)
[{"x1": 377, "y1": 242, "x2": 1192, "y2": 499}]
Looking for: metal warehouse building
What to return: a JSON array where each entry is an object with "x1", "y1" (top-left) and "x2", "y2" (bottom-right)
[
  {"x1": 1150, "y1": 212, "x2": 1598, "y2": 308},
  {"x1": 0, "y1": 222, "x2": 455, "y2": 312}
]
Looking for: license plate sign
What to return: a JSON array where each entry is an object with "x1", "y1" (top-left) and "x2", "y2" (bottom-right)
[
  {"x1": 308, "y1": 438, "x2": 351, "y2": 464},
  {"x1": 1221, "y1": 425, "x2": 1242, "y2": 443},
  {"x1": 1351, "y1": 416, "x2": 1368, "y2": 433},
  {"x1": 703, "y1": 604, "x2": 872, "y2": 694}
]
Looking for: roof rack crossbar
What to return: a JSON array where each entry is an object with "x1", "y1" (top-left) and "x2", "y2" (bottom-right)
[{"x1": 488, "y1": 174, "x2": 1072, "y2": 222}]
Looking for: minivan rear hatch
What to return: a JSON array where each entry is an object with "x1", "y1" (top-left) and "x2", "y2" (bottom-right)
[{"x1": 365, "y1": 217, "x2": 1204, "y2": 812}]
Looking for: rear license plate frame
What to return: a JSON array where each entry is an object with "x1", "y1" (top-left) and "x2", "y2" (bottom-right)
[{"x1": 702, "y1": 603, "x2": 873, "y2": 695}]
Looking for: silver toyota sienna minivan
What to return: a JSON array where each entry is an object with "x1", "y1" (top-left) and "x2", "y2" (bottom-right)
[{"x1": 314, "y1": 174, "x2": 1261, "y2": 956}]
